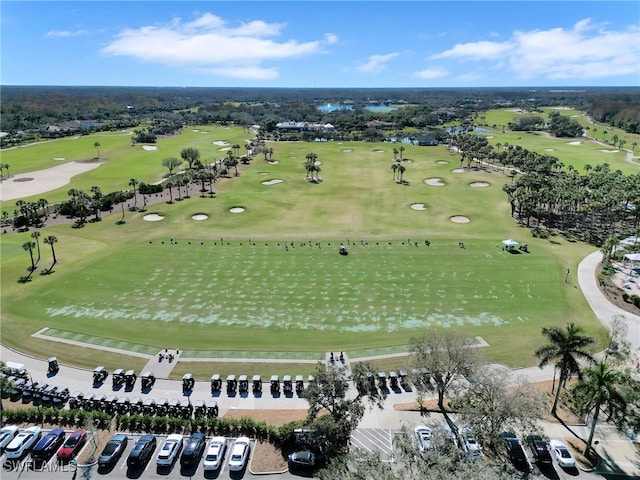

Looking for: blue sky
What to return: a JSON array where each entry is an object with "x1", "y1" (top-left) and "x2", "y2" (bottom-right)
[{"x1": 2, "y1": 1, "x2": 639, "y2": 88}]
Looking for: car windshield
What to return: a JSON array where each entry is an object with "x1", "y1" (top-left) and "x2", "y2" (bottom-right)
[
  {"x1": 64, "y1": 436, "x2": 80, "y2": 447},
  {"x1": 560, "y1": 448, "x2": 571, "y2": 458},
  {"x1": 102, "y1": 442, "x2": 118, "y2": 455},
  {"x1": 206, "y1": 453, "x2": 218, "y2": 461},
  {"x1": 231, "y1": 453, "x2": 242, "y2": 461}
]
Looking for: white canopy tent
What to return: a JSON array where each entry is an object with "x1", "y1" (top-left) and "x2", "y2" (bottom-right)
[{"x1": 502, "y1": 238, "x2": 519, "y2": 249}]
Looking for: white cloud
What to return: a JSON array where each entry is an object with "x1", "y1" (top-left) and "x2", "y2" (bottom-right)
[
  {"x1": 100, "y1": 13, "x2": 335, "y2": 80},
  {"x1": 354, "y1": 53, "x2": 398, "y2": 73},
  {"x1": 413, "y1": 67, "x2": 448, "y2": 80},
  {"x1": 428, "y1": 19, "x2": 640, "y2": 81},
  {"x1": 46, "y1": 30, "x2": 88, "y2": 38}
]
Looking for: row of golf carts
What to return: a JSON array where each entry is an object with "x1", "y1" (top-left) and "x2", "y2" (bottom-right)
[
  {"x1": 92, "y1": 367, "x2": 156, "y2": 391},
  {"x1": 210, "y1": 374, "x2": 312, "y2": 396},
  {"x1": 68, "y1": 391, "x2": 219, "y2": 419}
]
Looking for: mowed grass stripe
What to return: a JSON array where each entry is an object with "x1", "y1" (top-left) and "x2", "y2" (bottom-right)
[{"x1": 41, "y1": 328, "x2": 158, "y2": 355}]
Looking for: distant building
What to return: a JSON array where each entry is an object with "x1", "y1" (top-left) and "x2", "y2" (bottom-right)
[{"x1": 415, "y1": 133, "x2": 438, "y2": 146}]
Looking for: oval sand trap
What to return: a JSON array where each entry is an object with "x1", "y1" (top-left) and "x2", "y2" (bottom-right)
[
  {"x1": 341, "y1": 149, "x2": 353, "y2": 152},
  {"x1": 143, "y1": 213, "x2": 164, "y2": 222},
  {"x1": 450, "y1": 215, "x2": 470, "y2": 223},
  {"x1": 470, "y1": 182, "x2": 489, "y2": 188},
  {"x1": 436, "y1": 160, "x2": 448, "y2": 164},
  {"x1": 230, "y1": 207, "x2": 245, "y2": 213},
  {"x1": 373, "y1": 149, "x2": 385, "y2": 153},
  {"x1": 567, "y1": 141, "x2": 582, "y2": 145},
  {"x1": 192, "y1": 214, "x2": 208, "y2": 221},
  {"x1": 262, "y1": 179, "x2": 283, "y2": 185},
  {"x1": 53, "y1": 157, "x2": 66, "y2": 161},
  {"x1": 142, "y1": 145, "x2": 158, "y2": 151},
  {"x1": 411, "y1": 203, "x2": 427, "y2": 210},
  {"x1": 425, "y1": 178, "x2": 445, "y2": 186},
  {"x1": 268, "y1": 160, "x2": 279, "y2": 165},
  {"x1": 452, "y1": 168, "x2": 465, "y2": 173}
]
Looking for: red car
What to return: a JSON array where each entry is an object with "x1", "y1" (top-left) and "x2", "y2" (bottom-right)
[{"x1": 56, "y1": 429, "x2": 86, "y2": 462}]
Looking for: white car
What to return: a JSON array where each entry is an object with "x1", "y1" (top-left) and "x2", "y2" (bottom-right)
[
  {"x1": 228, "y1": 436, "x2": 250, "y2": 471},
  {"x1": 549, "y1": 439, "x2": 576, "y2": 468},
  {"x1": 0, "y1": 425, "x2": 20, "y2": 451},
  {"x1": 414, "y1": 425, "x2": 433, "y2": 452},
  {"x1": 460, "y1": 427, "x2": 483, "y2": 459},
  {"x1": 4, "y1": 426, "x2": 42, "y2": 459},
  {"x1": 156, "y1": 434, "x2": 183, "y2": 467},
  {"x1": 203, "y1": 436, "x2": 227, "y2": 471}
]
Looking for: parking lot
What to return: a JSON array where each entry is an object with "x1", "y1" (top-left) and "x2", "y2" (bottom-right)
[{"x1": 2, "y1": 431, "x2": 300, "y2": 479}]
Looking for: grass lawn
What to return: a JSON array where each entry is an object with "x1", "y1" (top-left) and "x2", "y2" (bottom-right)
[{"x1": 0, "y1": 122, "x2": 614, "y2": 371}]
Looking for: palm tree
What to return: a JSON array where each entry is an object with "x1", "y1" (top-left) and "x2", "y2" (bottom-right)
[
  {"x1": 393, "y1": 148, "x2": 398, "y2": 161},
  {"x1": 399, "y1": 146, "x2": 405, "y2": 160},
  {"x1": 44, "y1": 235, "x2": 58, "y2": 271},
  {"x1": 93, "y1": 141, "x2": 101, "y2": 158},
  {"x1": 398, "y1": 164, "x2": 406, "y2": 183},
  {"x1": 535, "y1": 323, "x2": 595, "y2": 415},
  {"x1": 128, "y1": 178, "x2": 139, "y2": 209},
  {"x1": 3, "y1": 164, "x2": 10, "y2": 179},
  {"x1": 165, "y1": 180, "x2": 174, "y2": 203},
  {"x1": 571, "y1": 362, "x2": 627, "y2": 456},
  {"x1": 391, "y1": 163, "x2": 398, "y2": 181},
  {"x1": 37, "y1": 198, "x2": 48, "y2": 221},
  {"x1": 31, "y1": 231, "x2": 41, "y2": 264},
  {"x1": 23, "y1": 241, "x2": 37, "y2": 273},
  {"x1": 115, "y1": 191, "x2": 127, "y2": 224}
]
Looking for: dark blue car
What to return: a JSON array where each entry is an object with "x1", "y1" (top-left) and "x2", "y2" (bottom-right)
[{"x1": 31, "y1": 428, "x2": 65, "y2": 461}]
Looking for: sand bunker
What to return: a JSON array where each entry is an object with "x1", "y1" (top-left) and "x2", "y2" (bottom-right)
[
  {"x1": 436, "y1": 160, "x2": 448, "y2": 164},
  {"x1": 410, "y1": 203, "x2": 427, "y2": 210},
  {"x1": 53, "y1": 157, "x2": 66, "y2": 161},
  {"x1": 219, "y1": 147, "x2": 231, "y2": 151},
  {"x1": 230, "y1": 207, "x2": 245, "y2": 213},
  {"x1": 143, "y1": 213, "x2": 164, "y2": 222},
  {"x1": 191, "y1": 214, "x2": 208, "y2": 221},
  {"x1": 259, "y1": 172, "x2": 269, "y2": 175},
  {"x1": 599, "y1": 149, "x2": 620, "y2": 153},
  {"x1": 142, "y1": 145, "x2": 158, "y2": 151},
  {"x1": 341, "y1": 149, "x2": 353, "y2": 152},
  {"x1": 373, "y1": 149, "x2": 385, "y2": 153},
  {"x1": 212, "y1": 141, "x2": 230, "y2": 146},
  {"x1": 0, "y1": 161, "x2": 103, "y2": 201},
  {"x1": 450, "y1": 215, "x2": 470, "y2": 223},
  {"x1": 268, "y1": 160, "x2": 279, "y2": 165},
  {"x1": 544, "y1": 148, "x2": 554, "y2": 152},
  {"x1": 452, "y1": 168, "x2": 465, "y2": 173},
  {"x1": 262, "y1": 179, "x2": 283, "y2": 185},
  {"x1": 567, "y1": 141, "x2": 582, "y2": 145},
  {"x1": 470, "y1": 182, "x2": 490, "y2": 188},
  {"x1": 424, "y1": 178, "x2": 445, "y2": 186}
]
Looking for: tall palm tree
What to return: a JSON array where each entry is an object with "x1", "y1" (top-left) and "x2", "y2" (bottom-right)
[
  {"x1": 571, "y1": 362, "x2": 627, "y2": 455},
  {"x1": 23, "y1": 241, "x2": 36, "y2": 273},
  {"x1": 44, "y1": 235, "x2": 58, "y2": 271},
  {"x1": 3, "y1": 164, "x2": 10, "y2": 178},
  {"x1": 93, "y1": 141, "x2": 101, "y2": 158},
  {"x1": 393, "y1": 148, "x2": 398, "y2": 161},
  {"x1": 128, "y1": 178, "x2": 139, "y2": 209},
  {"x1": 391, "y1": 163, "x2": 398, "y2": 181},
  {"x1": 398, "y1": 164, "x2": 406, "y2": 183},
  {"x1": 535, "y1": 323, "x2": 595, "y2": 415},
  {"x1": 399, "y1": 146, "x2": 405, "y2": 160},
  {"x1": 31, "y1": 231, "x2": 41, "y2": 264},
  {"x1": 165, "y1": 180, "x2": 174, "y2": 203}
]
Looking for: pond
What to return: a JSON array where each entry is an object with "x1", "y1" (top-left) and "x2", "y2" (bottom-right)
[{"x1": 317, "y1": 104, "x2": 353, "y2": 113}]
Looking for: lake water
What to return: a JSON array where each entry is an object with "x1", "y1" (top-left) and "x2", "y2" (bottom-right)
[
  {"x1": 365, "y1": 105, "x2": 397, "y2": 111},
  {"x1": 318, "y1": 104, "x2": 353, "y2": 113}
]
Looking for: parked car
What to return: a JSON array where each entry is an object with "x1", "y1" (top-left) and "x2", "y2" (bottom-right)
[
  {"x1": 4, "y1": 426, "x2": 42, "y2": 459},
  {"x1": 127, "y1": 434, "x2": 156, "y2": 469},
  {"x1": 180, "y1": 432, "x2": 206, "y2": 468},
  {"x1": 0, "y1": 425, "x2": 19, "y2": 452},
  {"x1": 287, "y1": 450, "x2": 326, "y2": 471},
  {"x1": 500, "y1": 432, "x2": 529, "y2": 469},
  {"x1": 414, "y1": 425, "x2": 434, "y2": 453},
  {"x1": 98, "y1": 433, "x2": 128, "y2": 468},
  {"x1": 57, "y1": 429, "x2": 87, "y2": 462},
  {"x1": 203, "y1": 436, "x2": 227, "y2": 471},
  {"x1": 549, "y1": 439, "x2": 576, "y2": 468},
  {"x1": 31, "y1": 428, "x2": 66, "y2": 461},
  {"x1": 156, "y1": 434, "x2": 183, "y2": 467},
  {"x1": 460, "y1": 427, "x2": 483, "y2": 459},
  {"x1": 525, "y1": 434, "x2": 553, "y2": 465},
  {"x1": 228, "y1": 436, "x2": 250, "y2": 471}
]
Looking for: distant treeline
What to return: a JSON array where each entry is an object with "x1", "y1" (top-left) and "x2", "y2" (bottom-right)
[{"x1": 1, "y1": 86, "x2": 639, "y2": 136}]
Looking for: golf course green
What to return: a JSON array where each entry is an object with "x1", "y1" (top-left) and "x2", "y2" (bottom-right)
[{"x1": 2, "y1": 118, "x2": 632, "y2": 371}]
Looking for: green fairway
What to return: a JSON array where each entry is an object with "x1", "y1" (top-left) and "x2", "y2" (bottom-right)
[{"x1": 0, "y1": 122, "x2": 612, "y2": 369}]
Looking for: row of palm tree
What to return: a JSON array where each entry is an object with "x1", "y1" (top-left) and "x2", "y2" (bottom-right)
[
  {"x1": 390, "y1": 163, "x2": 406, "y2": 183},
  {"x1": 0, "y1": 163, "x2": 10, "y2": 179},
  {"x1": 304, "y1": 153, "x2": 321, "y2": 181},
  {"x1": 535, "y1": 322, "x2": 638, "y2": 456}
]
